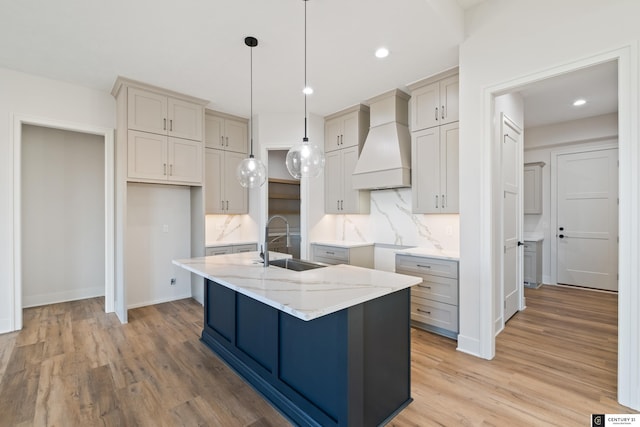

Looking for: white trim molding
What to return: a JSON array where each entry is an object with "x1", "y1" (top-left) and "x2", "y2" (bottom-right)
[{"x1": 11, "y1": 114, "x2": 115, "y2": 331}]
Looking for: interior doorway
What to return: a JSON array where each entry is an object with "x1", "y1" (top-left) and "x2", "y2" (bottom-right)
[
  {"x1": 22, "y1": 125, "x2": 105, "y2": 307},
  {"x1": 12, "y1": 116, "x2": 115, "y2": 331},
  {"x1": 267, "y1": 150, "x2": 301, "y2": 258}
]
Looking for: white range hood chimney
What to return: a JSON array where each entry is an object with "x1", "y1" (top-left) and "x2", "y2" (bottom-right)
[{"x1": 352, "y1": 89, "x2": 411, "y2": 190}]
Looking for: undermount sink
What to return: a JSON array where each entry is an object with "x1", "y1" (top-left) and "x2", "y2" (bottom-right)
[{"x1": 269, "y1": 258, "x2": 327, "y2": 272}]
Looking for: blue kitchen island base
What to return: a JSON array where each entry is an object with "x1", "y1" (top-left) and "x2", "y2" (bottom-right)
[{"x1": 201, "y1": 279, "x2": 412, "y2": 427}]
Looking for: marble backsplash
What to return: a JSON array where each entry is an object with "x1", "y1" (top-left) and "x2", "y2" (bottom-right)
[
  {"x1": 205, "y1": 214, "x2": 258, "y2": 245},
  {"x1": 334, "y1": 188, "x2": 460, "y2": 252}
]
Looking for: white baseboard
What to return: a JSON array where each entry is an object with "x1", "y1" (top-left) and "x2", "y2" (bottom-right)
[
  {"x1": 0, "y1": 318, "x2": 13, "y2": 334},
  {"x1": 127, "y1": 293, "x2": 192, "y2": 310},
  {"x1": 456, "y1": 334, "x2": 481, "y2": 357},
  {"x1": 23, "y1": 287, "x2": 105, "y2": 308}
]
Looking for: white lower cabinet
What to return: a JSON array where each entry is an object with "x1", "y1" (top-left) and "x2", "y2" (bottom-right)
[
  {"x1": 206, "y1": 243, "x2": 257, "y2": 256},
  {"x1": 310, "y1": 243, "x2": 374, "y2": 268},
  {"x1": 523, "y1": 240, "x2": 542, "y2": 287},
  {"x1": 205, "y1": 148, "x2": 247, "y2": 214},
  {"x1": 395, "y1": 254, "x2": 459, "y2": 339}
]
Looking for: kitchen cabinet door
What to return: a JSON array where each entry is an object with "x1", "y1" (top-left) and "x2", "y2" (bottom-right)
[
  {"x1": 205, "y1": 148, "x2": 224, "y2": 214},
  {"x1": 127, "y1": 130, "x2": 168, "y2": 181},
  {"x1": 168, "y1": 137, "x2": 202, "y2": 184},
  {"x1": 324, "y1": 117, "x2": 343, "y2": 153},
  {"x1": 324, "y1": 150, "x2": 342, "y2": 213},
  {"x1": 411, "y1": 127, "x2": 440, "y2": 213},
  {"x1": 224, "y1": 119, "x2": 248, "y2": 154},
  {"x1": 341, "y1": 146, "x2": 367, "y2": 213},
  {"x1": 128, "y1": 87, "x2": 168, "y2": 135},
  {"x1": 410, "y1": 74, "x2": 459, "y2": 131},
  {"x1": 224, "y1": 151, "x2": 248, "y2": 214},
  {"x1": 440, "y1": 123, "x2": 459, "y2": 213},
  {"x1": 205, "y1": 114, "x2": 225, "y2": 149},
  {"x1": 167, "y1": 97, "x2": 203, "y2": 141},
  {"x1": 205, "y1": 148, "x2": 248, "y2": 214},
  {"x1": 411, "y1": 123, "x2": 459, "y2": 214}
]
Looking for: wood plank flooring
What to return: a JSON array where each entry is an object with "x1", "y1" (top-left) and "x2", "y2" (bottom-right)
[{"x1": 0, "y1": 285, "x2": 632, "y2": 426}]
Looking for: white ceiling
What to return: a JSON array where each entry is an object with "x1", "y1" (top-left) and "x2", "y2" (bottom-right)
[
  {"x1": 519, "y1": 60, "x2": 618, "y2": 128},
  {"x1": 0, "y1": 0, "x2": 466, "y2": 118},
  {"x1": 0, "y1": 0, "x2": 616, "y2": 128}
]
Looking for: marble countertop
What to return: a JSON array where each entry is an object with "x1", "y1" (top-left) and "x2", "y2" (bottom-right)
[
  {"x1": 310, "y1": 240, "x2": 375, "y2": 248},
  {"x1": 173, "y1": 251, "x2": 421, "y2": 321},
  {"x1": 395, "y1": 247, "x2": 460, "y2": 261},
  {"x1": 206, "y1": 241, "x2": 258, "y2": 248}
]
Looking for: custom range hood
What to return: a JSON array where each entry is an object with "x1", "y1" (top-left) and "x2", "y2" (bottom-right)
[{"x1": 352, "y1": 89, "x2": 411, "y2": 190}]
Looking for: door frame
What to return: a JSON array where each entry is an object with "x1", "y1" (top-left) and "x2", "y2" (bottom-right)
[
  {"x1": 12, "y1": 115, "x2": 115, "y2": 330},
  {"x1": 479, "y1": 45, "x2": 638, "y2": 408},
  {"x1": 549, "y1": 143, "x2": 618, "y2": 285}
]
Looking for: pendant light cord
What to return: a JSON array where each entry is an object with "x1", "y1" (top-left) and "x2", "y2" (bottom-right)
[
  {"x1": 250, "y1": 41, "x2": 254, "y2": 157},
  {"x1": 303, "y1": 0, "x2": 308, "y2": 142}
]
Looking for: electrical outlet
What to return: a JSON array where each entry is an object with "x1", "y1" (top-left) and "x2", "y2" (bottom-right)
[{"x1": 170, "y1": 278, "x2": 176, "y2": 286}]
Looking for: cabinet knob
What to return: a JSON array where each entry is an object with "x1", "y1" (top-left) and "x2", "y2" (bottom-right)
[
  {"x1": 435, "y1": 107, "x2": 438, "y2": 121},
  {"x1": 435, "y1": 195, "x2": 439, "y2": 208},
  {"x1": 163, "y1": 118, "x2": 167, "y2": 131},
  {"x1": 559, "y1": 226, "x2": 564, "y2": 231},
  {"x1": 559, "y1": 234, "x2": 565, "y2": 239},
  {"x1": 169, "y1": 119, "x2": 173, "y2": 131},
  {"x1": 441, "y1": 105, "x2": 445, "y2": 120}
]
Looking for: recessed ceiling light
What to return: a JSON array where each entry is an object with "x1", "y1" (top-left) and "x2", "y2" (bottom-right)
[
  {"x1": 573, "y1": 99, "x2": 587, "y2": 106},
  {"x1": 375, "y1": 47, "x2": 389, "y2": 58},
  {"x1": 303, "y1": 86, "x2": 313, "y2": 95}
]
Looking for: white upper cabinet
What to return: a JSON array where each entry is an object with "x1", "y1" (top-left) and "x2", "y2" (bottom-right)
[
  {"x1": 113, "y1": 78, "x2": 207, "y2": 186},
  {"x1": 205, "y1": 148, "x2": 247, "y2": 214},
  {"x1": 410, "y1": 73, "x2": 459, "y2": 132},
  {"x1": 523, "y1": 162, "x2": 544, "y2": 214},
  {"x1": 324, "y1": 105, "x2": 370, "y2": 214},
  {"x1": 324, "y1": 105, "x2": 369, "y2": 153},
  {"x1": 205, "y1": 110, "x2": 248, "y2": 154},
  {"x1": 127, "y1": 130, "x2": 202, "y2": 185},
  {"x1": 412, "y1": 122, "x2": 459, "y2": 214},
  {"x1": 128, "y1": 87, "x2": 203, "y2": 141}
]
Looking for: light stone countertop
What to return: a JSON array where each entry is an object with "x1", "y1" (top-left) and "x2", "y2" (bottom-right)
[
  {"x1": 205, "y1": 241, "x2": 258, "y2": 248},
  {"x1": 173, "y1": 251, "x2": 421, "y2": 321},
  {"x1": 310, "y1": 240, "x2": 375, "y2": 248},
  {"x1": 394, "y1": 247, "x2": 460, "y2": 261}
]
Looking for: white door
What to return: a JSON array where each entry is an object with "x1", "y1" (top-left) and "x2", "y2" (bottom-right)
[
  {"x1": 556, "y1": 149, "x2": 618, "y2": 290},
  {"x1": 502, "y1": 115, "x2": 522, "y2": 322}
]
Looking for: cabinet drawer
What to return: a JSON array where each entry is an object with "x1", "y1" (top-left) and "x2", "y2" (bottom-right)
[
  {"x1": 396, "y1": 255, "x2": 458, "y2": 279},
  {"x1": 206, "y1": 246, "x2": 233, "y2": 256},
  {"x1": 312, "y1": 245, "x2": 349, "y2": 263},
  {"x1": 233, "y1": 244, "x2": 257, "y2": 254},
  {"x1": 411, "y1": 275, "x2": 458, "y2": 305},
  {"x1": 411, "y1": 297, "x2": 458, "y2": 332}
]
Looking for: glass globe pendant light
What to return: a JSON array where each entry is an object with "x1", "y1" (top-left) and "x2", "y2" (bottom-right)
[
  {"x1": 237, "y1": 36, "x2": 267, "y2": 188},
  {"x1": 286, "y1": 0, "x2": 325, "y2": 179}
]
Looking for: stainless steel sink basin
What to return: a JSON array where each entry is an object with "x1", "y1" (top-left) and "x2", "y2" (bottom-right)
[{"x1": 269, "y1": 258, "x2": 327, "y2": 271}]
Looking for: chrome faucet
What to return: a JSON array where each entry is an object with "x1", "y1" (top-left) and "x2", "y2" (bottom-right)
[{"x1": 264, "y1": 215, "x2": 290, "y2": 268}]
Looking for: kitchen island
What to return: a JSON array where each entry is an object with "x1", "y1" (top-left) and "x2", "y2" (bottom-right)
[{"x1": 173, "y1": 252, "x2": 422, "y2": 427}]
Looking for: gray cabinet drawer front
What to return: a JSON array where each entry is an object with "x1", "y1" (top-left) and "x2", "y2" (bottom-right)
[
  {"x1": 411, "y1": 275, "x2": 458, "y2": 305},
  {"x1": 233, "y1": 244, "x2": 257, "y2": 253},
  {"x1": 312, "y1": 256, "x2": 342, "y2": 266},
  {"x1": 206, "y1": 246, "x2": 233, "y2": 256},
  {"x1": 411, "y1": 297, "x2": 458, "y2": 332},
  {"x1": 312, "y1": 245, "x2": 349, "y2": 262},
  {"x1": 396, "y1": 255, "x2": 458, "y2": 278}
]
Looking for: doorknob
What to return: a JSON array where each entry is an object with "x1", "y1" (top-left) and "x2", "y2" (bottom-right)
[{"x1": 517, "y1": 241, "x2": 524, "y2": 246}]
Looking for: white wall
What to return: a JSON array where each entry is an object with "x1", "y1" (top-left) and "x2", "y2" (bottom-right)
[
  {"x1": 524, "y1": 113, "x2": 619, "y2": 284},
  {"x1": 126, "y1": 183, "x2": 192, "y2": 308},
  {"x1": 22, "y1": 125, "x2": 105, "y2": 307},
  {"x1": 459, "y1": 0, "x2": 640, "y2": 409},
  {"x1": 0, "y1": 67, "x2": 115, "y2": 333}
]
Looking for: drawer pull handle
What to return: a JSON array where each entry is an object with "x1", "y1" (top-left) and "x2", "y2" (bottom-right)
[
  {"x1": 418, "y1": 285, "x2": 432, "y2": 289},
  {"x1": 326, "y1": 251, "x2": 335, "y2": 255},
  {"x1": 417, "y1": 264, "x2": 432, "y2": 269},
  {"x1": 417, "y1": 308, "x2": 431, "y2": 315}
]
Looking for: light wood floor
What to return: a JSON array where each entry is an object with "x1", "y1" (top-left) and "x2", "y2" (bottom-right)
[{"x1": 0, "y1": 285, "x2": 632, "y2": 426}]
